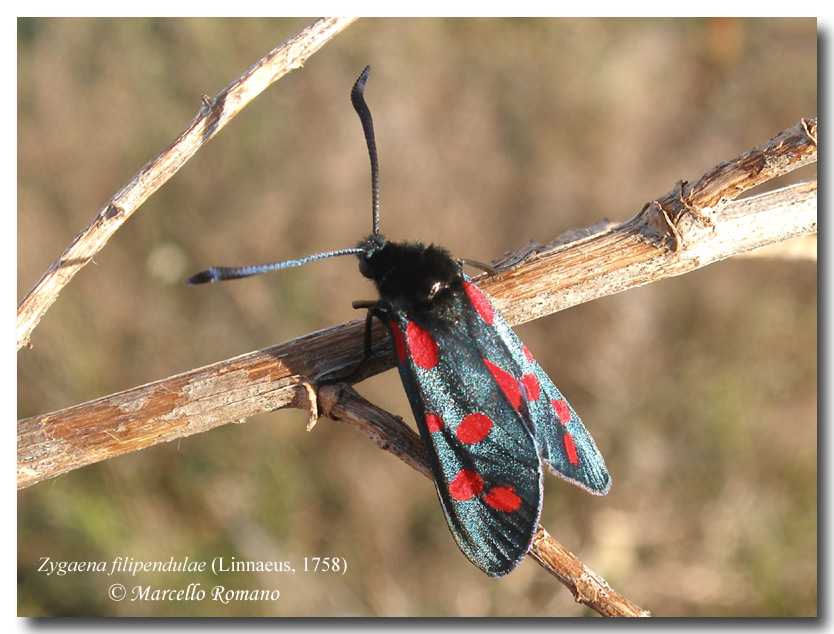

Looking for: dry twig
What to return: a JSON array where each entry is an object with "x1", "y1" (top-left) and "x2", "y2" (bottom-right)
[{"x1": 16, "y1": 16, "x2": 358, "y2": 351}]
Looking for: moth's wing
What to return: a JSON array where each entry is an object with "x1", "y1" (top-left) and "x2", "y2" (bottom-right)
[
  {"x1": 385, "y1": 306, "x2": 543, "y2": 577},
  {"x1": 462, "y1": 277, "x2": 611, "y2": 495}
]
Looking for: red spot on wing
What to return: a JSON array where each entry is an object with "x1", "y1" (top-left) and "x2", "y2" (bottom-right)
[
  {"x1": 484, "y1": 358, "x2": 523, "y2": 411},
  {"x1": 484, "y1": 486, "x2": 522, "y2": 513},
  {"x1": 425, "y1": 413, "x2": 444, "y2": 433},
  {"x1": 520, "y1": 373, "x2": 540, "y2": 401},
  {"x1": 563, "y1": 432, "x2": 579, "y2": 466},
  {"x1": 389, "y1": 321, "x2": 407, "y2": 363},
  {"x1": 552, "y1": 399, "x2": 579, "y2": 465},
  {"x1": 464, "y1": 281, "x2": 494, "y2": 325},
  {"x1": 449, "y1": 469, "x2": 484, "y2": 501},
  {"x1": 456, "y1": 413, "x2": 493, "y2": 444},
  {"x1": 552, "y1": 398, "x2": 571, "y2": 426},
  {"x1": 522, "y1": 345, "x2": 534, "y2": 361},
  {"x1": 406, "y1": 321, "x2": 439, "y2": 369}
]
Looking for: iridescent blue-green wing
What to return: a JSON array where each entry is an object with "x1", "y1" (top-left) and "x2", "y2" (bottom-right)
[
  {"x1": 383, "y1": 304, "x2": 543, "y2": 577},
  {"x1": 462, "y1": 277, "x2": 611, "y2": 495}
]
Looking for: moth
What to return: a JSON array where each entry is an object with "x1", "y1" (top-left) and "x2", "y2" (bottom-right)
[{"x1": 188, "y1": 66, "x2": 610, "y2": 576}]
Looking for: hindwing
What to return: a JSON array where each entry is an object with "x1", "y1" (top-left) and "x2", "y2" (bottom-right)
[{"x1": 463, "y1": 277, "x2": 611, "y2": 495}]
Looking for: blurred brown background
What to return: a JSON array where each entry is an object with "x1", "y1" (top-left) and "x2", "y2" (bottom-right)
[{"x1": 17, "y1": 18, "x2": 816, "y2": 616}]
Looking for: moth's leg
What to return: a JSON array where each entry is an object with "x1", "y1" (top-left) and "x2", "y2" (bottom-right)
[
  {"x1": 320, "y1": 301, "x2": 380, "y2": 385},
  {"x1": 458, "y1": 258, "x2": 497, "y2": 276}
]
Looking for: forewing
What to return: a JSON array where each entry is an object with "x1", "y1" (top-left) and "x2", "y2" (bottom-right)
[{"x1": 384, "y1": 304, "x2": 543, "y2": 577}]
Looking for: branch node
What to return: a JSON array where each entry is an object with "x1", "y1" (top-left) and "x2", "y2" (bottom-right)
[
  {"x1": 104, "y1": 204, "x2": 124, "y2": 220},
  {"x1": 318, "y1": 382, "x2": 347, "y2": 419},
  {"x1": 575, "y1": 574, "x2": 601, "y2": 604},
  {"x1": 638, "y1": 200, "x2": 682, "y2": 251},
  {"x1": 801, "y1": 117, "x2": 817, "y2": 145},
  {"x1": 290, "y1": 376, "x2": 320, "y2": 431}
]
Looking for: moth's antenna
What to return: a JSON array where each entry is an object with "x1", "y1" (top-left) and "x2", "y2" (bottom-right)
[
  {"x1": 186, "y1": 67, "x2": 378, "y2": 286},
  {"x1": 186, "y1": 247, "x2": 366, "y2": 285},
  {"x1": 351, "y1": 65, "x2": 380, "y2": 236}
]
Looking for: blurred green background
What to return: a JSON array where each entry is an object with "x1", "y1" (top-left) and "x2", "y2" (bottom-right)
[{"x1": 17, "y1": 18, "x2": 816, "y2": 616}]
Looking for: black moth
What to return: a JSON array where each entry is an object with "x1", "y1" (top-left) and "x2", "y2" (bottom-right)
[{"x1": 188, "y1": 66, "x2": 610, "y2": 576}]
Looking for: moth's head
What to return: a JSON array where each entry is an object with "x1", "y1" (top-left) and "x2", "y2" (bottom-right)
[
  {"x1": 356, "y1": 234, "x2": 387, "y2": 280},
  {"x1": 358, "y1": 237, "x2": 462, "y2": 309}
]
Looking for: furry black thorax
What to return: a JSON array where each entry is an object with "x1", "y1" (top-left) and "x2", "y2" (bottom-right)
[{"x1": 356, "y1": 234, "x2": 465, "y2": 313}]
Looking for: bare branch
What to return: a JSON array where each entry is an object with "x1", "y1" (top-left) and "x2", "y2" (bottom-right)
[
  {"x1": 736, "y1": 234, "x2": 816, "y2": 261},
  {"x1": 529, "y1": 527, "x2": 651, "y2": 617},
  {"x1": 319, "y1": 385, "x2": 431, "y2": 479},
  {"x1": 18, "y1": 118, "x2": 817, "y2": 491},
  {"x1": 16, "y1": 17, "x2": 358, "y2": 351},
  {"x1": 486, "y1": 117, "x2": 817, "y2": 326}
]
